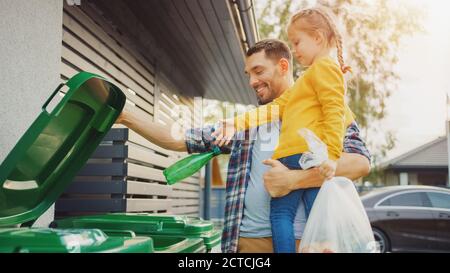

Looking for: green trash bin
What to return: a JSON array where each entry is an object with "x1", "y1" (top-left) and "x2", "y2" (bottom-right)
[
  {"x1": 0, "y1": 72, "x2": 153, "y2": 253},
  {"x1": 0, "y1": 228, "x2": 153, "y2": 253},
  {"x1": 101, "y1": 228, "x2": 206, "y2": 253},
  {"x1": 52, "y1": 213, "x2": 222, "y2": 252},
  {"x1": 149, "y1": 235, "x2": 206, "y2": 253}
]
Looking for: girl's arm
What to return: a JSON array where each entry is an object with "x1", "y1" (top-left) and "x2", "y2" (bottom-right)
[
  {"x1": 212, "y1": 86, "x2": 294, "y2": 146},
  {"x1": 233, "y1": 86, "x2": 294, "y2": 131}
]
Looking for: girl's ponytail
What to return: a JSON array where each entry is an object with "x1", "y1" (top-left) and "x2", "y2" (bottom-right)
[{"x1": 313, "y1": 8, "x2": 352, "y2": 74}]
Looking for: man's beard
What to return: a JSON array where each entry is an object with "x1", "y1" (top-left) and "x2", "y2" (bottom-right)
[
  {"x1": 257, "y1": 96, "x2": 265, "y2": 105},
  {"x1": 256, "y1": 90, "x2": 274, "y2": 105}
]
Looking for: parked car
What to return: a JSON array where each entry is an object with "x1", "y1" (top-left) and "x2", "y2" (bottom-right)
[{"x1": 361, "y1": 185, "x2": 450, "y2": 253}]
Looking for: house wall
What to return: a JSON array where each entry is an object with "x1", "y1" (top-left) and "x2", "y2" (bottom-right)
[
  {"x1": 382, "y1": 169, "x2": 448, "y2": 186},
  {"x1": 384, "y1": 171, "x2": 419, "y2": 185},
  {"x1": 417, "y1": 171, "x2": 448, "y2": 186},
  {"x1": 408, "y1": 173, "x2": 419, "y2": 185},
  {"x1": 0, "y1": 0, "x2": 63, "y2": 227},
  {"x1": 56, "y1": 4, "x2": 201, "y2": 216},
  {"x1": 384, "y1": 171, "x2": 399, "y2": 186}
]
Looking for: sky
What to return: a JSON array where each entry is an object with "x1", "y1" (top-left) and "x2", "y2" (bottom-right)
[{"x1": 381, "y1": 0, "x2": 450, "y2": 161}]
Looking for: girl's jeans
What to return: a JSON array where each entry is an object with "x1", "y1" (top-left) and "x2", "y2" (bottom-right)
[{"x1": 270, "y1": 153, "x2": 320, "y2": 253}]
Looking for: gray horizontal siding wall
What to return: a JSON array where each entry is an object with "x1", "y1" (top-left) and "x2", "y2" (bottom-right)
[{"x1": 57, "y1": 3, "x2": 201, "y2": 217}]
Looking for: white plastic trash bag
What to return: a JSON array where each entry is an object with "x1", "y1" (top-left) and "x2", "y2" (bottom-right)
[
  {"x1": 298, "y1": 177, "x2": 378, "y2": 253},
  {"x1": 297, "y1": 128, "x2": 378, "y2": 253}
]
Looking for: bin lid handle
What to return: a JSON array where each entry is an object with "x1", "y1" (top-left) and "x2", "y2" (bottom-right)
[{"x1": 3, "y1": 179, "x2": 38, "y2": 190}]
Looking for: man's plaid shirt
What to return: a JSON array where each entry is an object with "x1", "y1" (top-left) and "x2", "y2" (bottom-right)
[
  {"x1": 184, "y1": 122, "x2": 371, "y2": 253},
  {"x1": 185, "y1": 125, "x2": 257, "y2": 253}
]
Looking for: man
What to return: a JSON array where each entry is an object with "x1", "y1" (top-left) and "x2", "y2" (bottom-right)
[{"x1": 115, "y1": 39, "x2": 371, "y2": 253}]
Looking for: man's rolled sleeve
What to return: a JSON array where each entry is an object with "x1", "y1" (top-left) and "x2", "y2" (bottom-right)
[
  {"x1": 185, "y1": 125, "x2": 233, "y2": 154},
  {"x1": 185, "y1": 125, "x2": 215, "y2": 154}
]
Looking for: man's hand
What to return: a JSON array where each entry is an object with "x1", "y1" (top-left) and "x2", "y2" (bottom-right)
[
  {"x1": 211, "y1": 119, "x2": 236, "y2": 147},
  {"x1": 319, "y1": 159, "x2": 337, "y2": 180},
  {"x1": 262, "y1": 159, "x2": 295, "y2": 198}
]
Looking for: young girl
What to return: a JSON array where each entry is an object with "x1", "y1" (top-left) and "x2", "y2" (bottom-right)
[{"x1": 213, "y1": 7, "x2": 355, "y2": 253}]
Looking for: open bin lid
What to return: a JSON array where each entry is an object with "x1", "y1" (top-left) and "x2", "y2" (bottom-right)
[{"x1": 0, "y1": 72, "x2": 126, "y2": 227}]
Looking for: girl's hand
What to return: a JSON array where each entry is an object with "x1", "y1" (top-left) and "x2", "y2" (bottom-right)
[
  {"x1": 319, "y1": 159, "x2": 337, "y2": 180},
  {"x1": 211, "y1": 119, "x2": 236, "y2": 147}
]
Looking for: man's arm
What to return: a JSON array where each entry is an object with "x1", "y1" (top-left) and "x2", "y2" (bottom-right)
[
  {"x1": 116, "y1": 110, "x2": 187, "y2": 152},
  {"x1": 334, "y1": 153, "x2": 371, "y2": 180},
  {"x1": 263, "y1": 153, "x2": 371, "y2": 198}
]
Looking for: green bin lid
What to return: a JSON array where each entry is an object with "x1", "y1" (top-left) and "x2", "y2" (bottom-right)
[
  {"x1": 96, "y1": 228, "x2": 207, "y2": 253},
  {"x1": 53, "y1": 213, "x2": 215, "y2": 235},
  {"x1": 144, "y1": 235, "x2": 205, "y2": 253},
  {"x1": 0, "y1": 228, "x2": 153, "y2": 253},
  {"x1": 0, "y1": 72, "x2": 126, "y2": 227},
  {"x1": 98, "y1": 230, "x2": 207, "y2": 253},
  {"x1": 52, "y1": 213, "x2": 222, "y2": 250},
  {"x1": 197, "y1": 228, "x2": 222, "y2": 250}
]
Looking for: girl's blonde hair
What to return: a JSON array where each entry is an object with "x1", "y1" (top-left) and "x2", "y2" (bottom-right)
[{"x1": 288, "y1": 7, "x2": 351, "y2": 74}]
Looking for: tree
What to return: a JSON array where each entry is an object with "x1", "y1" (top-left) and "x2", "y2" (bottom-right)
[{"x1": 255, "y1": 0, "x2": 424, "y2": 181}]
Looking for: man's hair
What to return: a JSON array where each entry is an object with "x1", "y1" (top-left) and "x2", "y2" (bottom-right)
[{"x1": 246, "y1": 39, "x2": 292, "y2": 64}]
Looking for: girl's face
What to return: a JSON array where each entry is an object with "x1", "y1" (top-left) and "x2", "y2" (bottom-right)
[{"x1": 288, "y1": 26, "x2": 323, "y2": 67}]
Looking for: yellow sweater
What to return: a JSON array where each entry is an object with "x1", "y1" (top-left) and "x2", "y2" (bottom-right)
[{"x1": 234, "y1": 56, "x2": 355, "y2": 161}]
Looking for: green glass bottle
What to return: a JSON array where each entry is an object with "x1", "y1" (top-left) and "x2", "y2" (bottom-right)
[{"x1": 163, "y1": 146, "x2": 222, "y2": 185}]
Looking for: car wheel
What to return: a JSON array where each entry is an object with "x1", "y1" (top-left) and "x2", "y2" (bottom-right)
[{"x1": 372, "y1": 228, "x2": 390, "y2": 253}]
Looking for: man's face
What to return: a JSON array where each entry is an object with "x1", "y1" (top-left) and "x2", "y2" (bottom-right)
[{"x1": 244, "y1": 51, "x2": 285, "y2": 105}]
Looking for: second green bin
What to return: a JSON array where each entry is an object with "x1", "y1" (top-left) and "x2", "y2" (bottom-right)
[{"x1": 51, "y1": 213, "x2": 221, "y2": 252}]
